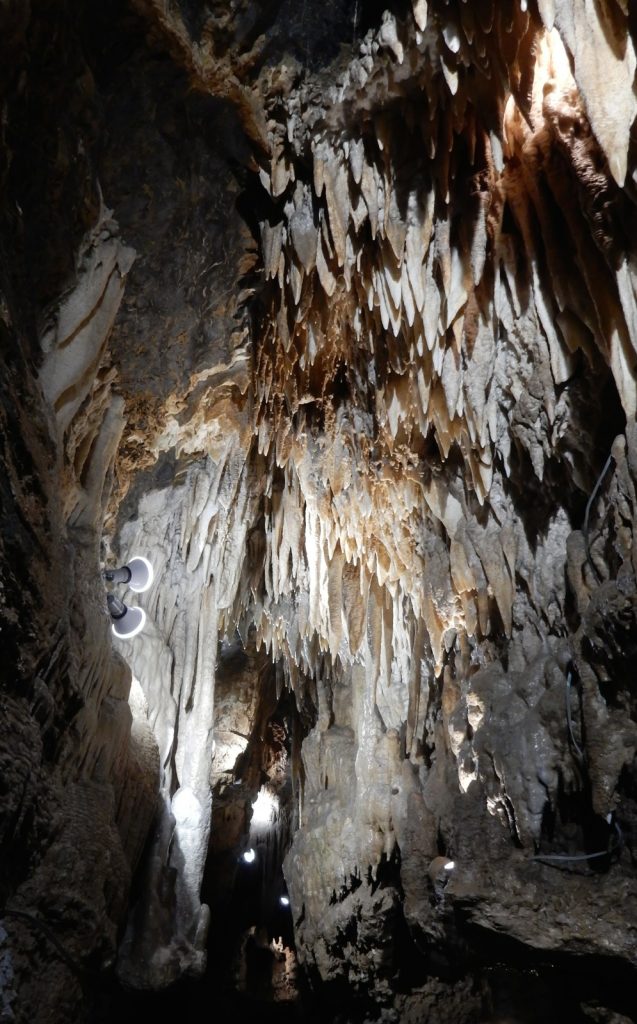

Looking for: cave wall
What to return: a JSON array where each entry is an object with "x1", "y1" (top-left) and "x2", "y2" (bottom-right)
[
  {"x1": 0, "y1": 5, "x2": 160, "y2": 1020},
  {"x1": 1, "y1": 1, "x2": 637, "y2": 1022}
]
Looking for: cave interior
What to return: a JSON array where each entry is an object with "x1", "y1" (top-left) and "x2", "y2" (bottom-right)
[{"x1": 1, "y1": 1, "x2": 637, "y2": 1022}]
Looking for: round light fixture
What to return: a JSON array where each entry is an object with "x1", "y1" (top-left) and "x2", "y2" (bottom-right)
[
  {"x1": 243, "y1": 848, "x2": 256, "y2": 864},
  {"x1": 103, "y1": 556, "x2": 154, "y2": 593},
  {"x1": 108, "y1": 594, "x2": 147, "y2": 640},
  {"x1": 127, "y1": 556, "x2": 154, "y2": 593},
  {"x1": 280, "y1": 895, "x2": 290, "y2": 907}
]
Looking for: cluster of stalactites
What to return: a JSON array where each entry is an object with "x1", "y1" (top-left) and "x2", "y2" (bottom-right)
[
  {"x1": 254, "y1": 0, "x2": 637, "y2": 490},
  {"x1": 241, "y1": 0, "x2": 637, "y2": 692},
  {"x1": 254, "y1": 2, "x2": 536, "y2": 503},
  {"x1": 225, "y1": 436, "x2": 526, "y2": 705},
  {"x1": 120, "y1": 0, "x2": 637, "y2": 754}
]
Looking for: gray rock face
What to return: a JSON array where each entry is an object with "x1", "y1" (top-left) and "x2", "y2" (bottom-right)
[{"x1": 2, "y1": 1, "x2": 637, "y2": 1022}]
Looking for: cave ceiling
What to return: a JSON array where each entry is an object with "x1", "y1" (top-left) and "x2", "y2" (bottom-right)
[{"x1": 2, "y1": 1, "x2": 637, "y2": 1022}]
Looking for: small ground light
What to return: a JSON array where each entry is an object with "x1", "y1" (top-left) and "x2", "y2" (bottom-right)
[
  {"x1": 280, "y1": 895, "x2": 290, "y2": 906},
  {"x1": 243, "y1": 848, "x2": 256, "y2": 864}
]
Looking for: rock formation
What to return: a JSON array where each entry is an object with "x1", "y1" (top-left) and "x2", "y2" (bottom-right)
[{"x1": 1, "y1": 1, "x2": 637, "y2": 1021}]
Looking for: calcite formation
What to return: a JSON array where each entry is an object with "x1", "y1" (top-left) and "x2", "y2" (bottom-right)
[{"x1": 1, "y1": 0, "x2": 637, "y2": 1021}]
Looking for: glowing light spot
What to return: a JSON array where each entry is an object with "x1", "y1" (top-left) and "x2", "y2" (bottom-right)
[
  {"x1": 443, "y1": 860, "x2": 455, "y2": 871},
  {"x1": 111, "y1": 606, "x2": 146, "y2": 639},
  {"x1": 127, "y1": 555, "x2": 154, "y2": 593},
  {"x1": 243, "y1": 848, "x2": 256, "y2": 863},
  {"x1": 280, "y1": 896, "x2": 290, "y2": 907},
  {"x1": 251, "y1": 788, "x2": 279, "y2": 827}
]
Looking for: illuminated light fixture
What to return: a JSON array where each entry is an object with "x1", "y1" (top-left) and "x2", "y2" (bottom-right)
[
  {"x1": 103, "y1": 556, "x2": 154, "y2": 593},
  {"x1": 443, "y1": 860, "x2": 455, "y2": 871},
  {"x1": 280, "y1": 896, "x2": 290, "y2": 907},
  {"x1": 251, "y1": 788, "x2": 278, "y2": 827},
  {"x1": 107, "y1": 594, "x2": 146, "y2": 640},
  {"x1": 243, "y1": 848, "x2": 256, "y2": 864}
]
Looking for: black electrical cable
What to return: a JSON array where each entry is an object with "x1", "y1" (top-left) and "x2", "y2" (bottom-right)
[
  {"x1": 1, "y1": 908, "x2": 106, "y2": 983},
  {"x1": 531, "y1": 820, "x2": 623, "y2": 867},
  {"x1": 583, "y1": 453, "x2": 613, "y2": 582},
  {"x1": 565, "y1": 668, "x2": 585, "y2": 762}
]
